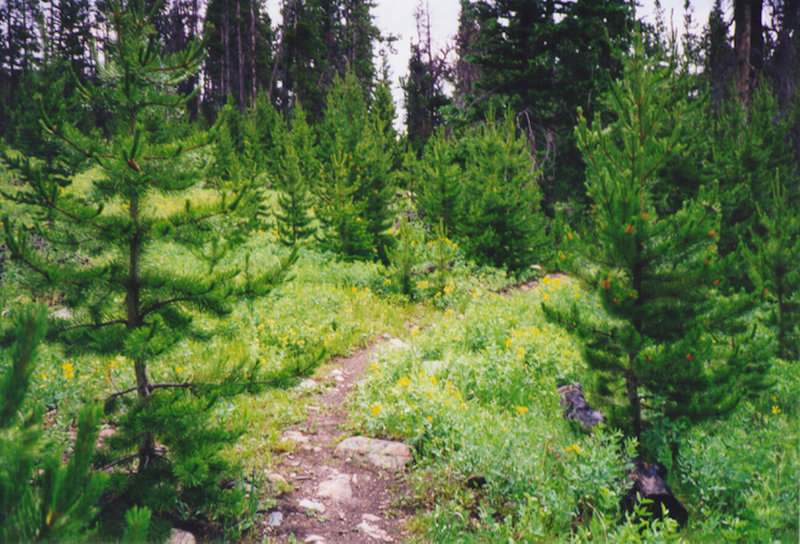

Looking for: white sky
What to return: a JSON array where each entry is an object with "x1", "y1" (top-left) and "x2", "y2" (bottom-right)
[{"x1": 269, "y1": 1, "x2": 720, "y2": 128}]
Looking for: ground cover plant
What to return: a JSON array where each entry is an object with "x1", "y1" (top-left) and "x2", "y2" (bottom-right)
[{"x1": 1, "y1": 2, "x2": 799, "y2": 542}]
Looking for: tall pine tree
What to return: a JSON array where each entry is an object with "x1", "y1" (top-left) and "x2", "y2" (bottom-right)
[
  {"x1": 2, "y1": 0, "x2": 293, "y2": 523},
  {"x1": 546, "y1": 38, "x2": 768, "y2": 438}
]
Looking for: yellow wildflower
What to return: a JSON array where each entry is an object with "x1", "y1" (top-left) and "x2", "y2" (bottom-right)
[
  {"x1": 515, "y1": 406, "x2": 529, "y2": 414},
  {"x1": 566, "y1": 444, "x2": 582, "y2": 454},
  {"x1": 397, "y1": 376, "x2": 411, "y2": 387},
  {"x1": 371, "y1": 403, "x2": 382, "y2": 416},
  {"x1": 62, "y1": 363, "x2": 74, "y2": 381},
  {"x1": 772, "y1": 405, "x2": 781, "y2": 415}
]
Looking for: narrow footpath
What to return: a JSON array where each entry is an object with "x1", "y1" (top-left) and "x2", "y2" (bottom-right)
[{"x1": 257, "y1": 341, "x2": 416, "y2": 543}]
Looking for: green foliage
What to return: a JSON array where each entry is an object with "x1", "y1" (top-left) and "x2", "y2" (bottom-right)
[
  {"x1": 315, "y1": 71, "x2": 395, "y2": 261},
  {"x1": 274, "y1": 104, "x2": 318, "y2": 246},
  {"x1": 0, "y1": 305, "x2": 106, "y2": 542},
  {"x1": 556, "y1": 38, "x2": 769, "y2": 436},
  {"x1": 456, "y1": 111, "x2": 548, "y2": 273},
  {"x1": 742, "y1": 172, "x2": 800, "y2": 360},
  {"x1": 410, "y1": 128, "x2": 462, "y2": 234},
  {"x1": 353, "y1": 277, "x2": 642, "y2": 540},
  {"x1": 1, "y1": 0, "x2": 295, "y2": 529}
]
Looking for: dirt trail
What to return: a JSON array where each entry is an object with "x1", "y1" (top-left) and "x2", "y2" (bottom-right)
[{"x1": 258, "y1": 342, "x2": 414, "y2": 543}]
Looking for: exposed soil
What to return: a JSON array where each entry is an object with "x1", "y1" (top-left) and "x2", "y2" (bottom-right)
[{"x1": 256, "y1": 341, "x2": 416, "y2": 543}]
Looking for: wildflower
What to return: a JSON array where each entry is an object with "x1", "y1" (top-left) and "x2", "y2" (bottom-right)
[
  {"x1": 709, "y1": 230, "x2": 716, "y2": 237},
  {"x1": 625, "y1": 225, "x2": 634, "y2": 235},
  {"x1": 566, "y1": 444, "x2": 582, "y2": 454},
  {"x1": 602, "y1": 276, "x2": 610, "y2": 290},
  {"x1": 771, "y1": 405, "x2": 781, "y2": 415},
  {"x1": 411, "y1": 327, "x2": 420, "y2": 336},
  {"x1": 686, "y1": 353, "x2": 693, "y2": 360},
  {"x1": 426, "y1": 416, "x2": 433, "y2": 423},
  {"x1": 372, "y1": 403, "x2": 382, "y2": 416},
  {"x1": 385, "y1": 278, "x2": 392, "y2": 285},
  {"x1": 642, "y1": 212, "x2": 648, "y2": 219},
  {"x1": 713, "y1": 279, "x2": 720, "y2": 286},
  {"x1": 574, "y1": 293, "x2": 580, "y2": 299},
  {"x1": 397, "y1": 376, "x2": 411, "y2": 387},
  {"x1": 62, "y1": 363, "x2": 74, "y2": 381},
  {"x1": 435, "y1": 291, "x2": 441, "y2": 298},
  {"x1": 417, "y1": 280, "x2": 429, "y2": 289},
  {"x1": 515, "y1": 406, "x2": 529, "y2": 414},
  {"x1": 351, "y1": 286, "x2": 359, "y2": 294},
  {"x1": 371, "y1": 362, "x2": 379, "y2": 370},
  {"x1": 505, "y1": 337, "x2": 513, "y2": 348},
  {"x1": 612, "y1": 297, "x2": 619, "y2": 303}
]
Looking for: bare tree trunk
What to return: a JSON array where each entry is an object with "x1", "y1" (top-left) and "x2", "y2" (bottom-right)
[
  {"x1": 222, "y1": 5, "x2": 230, "y2": 98},
  {"x1": 250, "y1": 0, "x2": 257, "y2": 108},
  {"x1": 237, "y1": 0, "x2": 245, "y2": 109},
  {"x1": 734, "y1": 0, "x2": 763, "y2": 107}
]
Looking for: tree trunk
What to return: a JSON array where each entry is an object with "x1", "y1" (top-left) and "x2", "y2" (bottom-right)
[
  {"x1": 126, "y1": 195, "x2": 155, "y2": 471},
  {"x1": 237, "y1": 0, "x2": 245, "y2": 109},
  {"x1": 250, "y1": 0, "x2": 257, "y2": 108},
  {"x1": 734, "y1": 0, "x2": 763, "y2": 106}
]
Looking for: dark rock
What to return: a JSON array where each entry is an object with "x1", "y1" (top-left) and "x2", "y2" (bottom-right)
[
  {"x1": 620, "y1": 458, "x2": 688, "y2": 527},
  {"x1": 557, "y1": 383, "x2": 606, "y2": 428}
]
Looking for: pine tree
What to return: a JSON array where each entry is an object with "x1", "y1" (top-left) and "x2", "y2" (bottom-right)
[
  {"x1": 742, "y1": 173, "x2": 800, "y2": 360},
  {"x1": 0, "y1": 305, "x2": 107, "y2": 542},
  {"x1": 315, "y1": 70, "x2": 394, "y2": 261},
  {"x1": 547, "y1": 38, "x2": 769, "y2": 438},
  {"x1": 1, "y1": 0, "x2": 294, "y2": 524},
  {"x1": 456, "y1": 110, "x2": 547, "y2": 273},
  {"x1": 274, "y1": 104, "x2": 317, "y2": 246},
  {"x1": 411, "y1": 127, "x2": 462, "y2": 234}
]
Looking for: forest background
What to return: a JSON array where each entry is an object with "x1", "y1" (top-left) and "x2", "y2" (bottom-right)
[{"x1": 0, "y1": 0, "x2": 798, "y2": 542}]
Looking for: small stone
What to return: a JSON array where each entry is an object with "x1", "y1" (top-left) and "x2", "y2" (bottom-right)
[
  {"x1": 352, "y1": 473, "x2": 358, "y2": 484},
  {"x1": 267, "y1": 511, "x2": 283, "y2": 527},
  {"x1": 168, "y1": 528, "x2": 196, "y2": 544},
  {"x1": 304, "y1": 535, "x2": 325, "y2": 543},
  {"x1": 386, "y1": 338, "x2": 409, "y2": 350},
  {"x1": 356, "y1": 521, "x2": 393, "y2": 542},
  {"x1": 334, "y1": 436, "x2": 413, "y2": 471},
  {"x1": 316, "y1": 471, "x2": 353, "y2": 501},
  {"x1": 362, "y1": 513, "x2": 382, "y2": 523},
  {"x1": 264, "y1": 472, "x2": 287, "y2": 486},
  {"x1": 298, "y1": 379, "x2": 318, "y2": 392},
  {"x1": 298, "y1": 499, "x2": 326, "y2": 514},
  {"x1": 282, "y1": 430, "x2": 310, "y2": 445}
]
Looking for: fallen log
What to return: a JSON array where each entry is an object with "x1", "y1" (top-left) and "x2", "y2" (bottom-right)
[
  {"x1": 620, "y1": 458, "x2": 688, "y2": 527},
  {"x1": 556, "y1": 382, "x2": 606, "y2": 428}
]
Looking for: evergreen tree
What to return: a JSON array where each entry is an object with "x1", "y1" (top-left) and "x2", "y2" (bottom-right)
[
  {"x1": 454, "y1": 0, "x2": 635, "y2": 203},
  {"x1": 742, "y1": 173, "x2": 800, "y2": 360},
  {"x1": 315, "y1": 71, "x2": 394, "y2": 261},
  {"x1": 270, "y1": 0, "x2": 381, "y2": 120},
  {"x1": 410, "y1": 127, "x2": 461, "y2": 234},
  {"x1": 203, "y1": 0, "x2": 272, "y2": 113},
  {"x1": 274, "y1": 104, "x2": 317, "y2": 246},
  {"x1": 547, "y1": 39, "x2": 768, "y2": 438},
  {"x1": 402, "y1": 1, "x2": 450, "y2": 154},
  {"x1": 1, "y1": 0, "x2": 293, "y2": 524},
  {"x1": 0, "y1": 305, "x2": 107, "y2": 542},
  {"x1": 456, "y1": 110, "x2": 547, "y2": 273}
]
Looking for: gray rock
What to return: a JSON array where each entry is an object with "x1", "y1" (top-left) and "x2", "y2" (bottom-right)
[
  {"x1": 362, "y1": 513, "x2": 382, "y2": 523},
  {"x1": 356, "y1": 520, "x2": 393, "y2": 541},
  {"x1": 282, "y1": 430, "x2": 310, "y2": 445},
  {"x1": 168, "y1": 528, "x2": 196, "y2": 544},
  {"x1": 304, "y1": 535, "x2": 325, "y2": 543},
  {"x1": 386, "y1": 338, "x2": 409, "y2": 350},
  {"x1": 267, "y1": 511, "x2": 283, "y2": 527},
  {"x1": 316, "y1": 471, "x2": 353, "y2": 501},
  {"x1": 334, "y1": 436, "x2": 413, "y2": 471},
  {"x1": 298, "y1": 498, "x2": 326, "y2": 514}
]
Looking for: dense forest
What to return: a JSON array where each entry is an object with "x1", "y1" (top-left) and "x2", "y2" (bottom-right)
[{"x1": 0, "y1": 0, "x2": 798, "y2": 542}]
